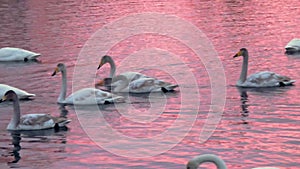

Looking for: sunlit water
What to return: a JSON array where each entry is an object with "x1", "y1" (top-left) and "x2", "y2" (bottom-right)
[{"x1": 0, "y1": 0, "x2": 300, "y2": 168}]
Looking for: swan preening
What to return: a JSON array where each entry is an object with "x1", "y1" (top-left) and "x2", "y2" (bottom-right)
[
  {"x1": 0, "y1": 90, "x2": 70, "y2": 130},
  {"x1": 52, "y1": 63, "x2": 125, "y2": 105},
  {"x1": 285, "y1": 38, "x2": 300, "y2": 54},
  {"x1": 186, "y1": 154, "x2": 279, "y2": 169},
  {"x1": 0, "y1": 47, "x2": 41, "y2": 62},
  {"x1": 96, "y1": 55, "x2": 178, "y2": 93},
  {"x1": 233, "y1": 48, "x2": 295, "y2": 87},
  {"x1": 0, "y1": 84, "x2": 35, "y2": 99}
]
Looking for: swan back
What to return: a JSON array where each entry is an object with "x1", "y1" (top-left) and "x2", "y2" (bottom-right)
[
  {"x1": 0, "y1": 47, "x2": 40, "y2": 61},
  {"x1": 0, "y1": 84, "x2": 35, "y2": 99},
  {"x1": 285, "y1": 38, "x2": 300, "y2": 54},
  {"x1": 63, "y1": 88, "x2": 125, "y2": 105}
]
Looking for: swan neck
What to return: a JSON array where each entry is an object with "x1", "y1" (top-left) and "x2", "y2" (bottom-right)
[
  {"x1": 10, "y1": 95, "x2": 21, "y2": 129},
  {"x1": 188, "y1": 154, "x2": 227, "y2": 169},
  {"x1": 59, "y1": 68, "x2": 67, "y2": 102},
  {"x1": 107, "y1": 56, "x2": 116, "y2": 78},
  {"x1": 239, "y1": 54, "x2": 248, "y2": 84}
]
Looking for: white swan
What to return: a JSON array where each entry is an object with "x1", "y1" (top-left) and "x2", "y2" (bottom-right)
[
  {"x1": 52, "y1": 63, "x2": 125, "y2": 105},
  {"x1": 187, "y1": 154, "x2": 279, "y2": 169},
  {"x1": 0, "y1": 90, "x2": 71, "y2": 130},
  {"x1": 0, "y1": 84, "x2": 35, "y2": 99},
  {"x1": 285, "y1": 38, "x2": 300, "y2": 54},
  {"x1": 233, "y1": 48, "x2": 295, "y2": 87},
  {"x1": 96, "y1": 55, "x2": 178, "y2": 92},
  {"x1": 108, "y1": 75, "x2": 178, "y2": 93},
  {"x1": 0, "y1": 47, "x2": 41, "y2": 62}
]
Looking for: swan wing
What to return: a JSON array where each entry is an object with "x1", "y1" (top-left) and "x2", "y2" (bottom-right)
[
  {"x1": 0, "y1": 47, "x2": 40, "y2": 61},
  {"x1": 0, "y1": 84, "x2": 35, "y2": 99},
  {"x1": 244, "y1": 71, "x2": 295, "y2": 87},
  {"x1": 65, "y1": 88, "x2": 124, "y2": 105},
  {"x1": 129, "y1": 78, "x2": 178, "y2": 93},
  {"x1": 120, "y1": 72, "x2": 149, "y2": 81},
  {"x1": 9, "y1": 114, "x2": 56, "y2": 130}
]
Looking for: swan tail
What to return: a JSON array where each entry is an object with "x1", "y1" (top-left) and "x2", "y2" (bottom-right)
[
  {"x1": 30, "y1": 53, "x2": 41, "y2": 59},
  {"x1": 161, "y1": 84, "x2": 179, "y2": 93},
  {"x1": 19, "y1": 93, "x2": 36, "y2": 100},
  {"x1": 279, "y1": 80, "x2": 296, "y2": 86},
  {"x1": 104, "y1": 96, "x2": 125, "y2": 104},
  {"x1": 56, "y1": 119, "x2": 71, "y2": 127}
]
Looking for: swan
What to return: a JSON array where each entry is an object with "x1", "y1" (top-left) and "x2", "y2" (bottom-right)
[
  {"x1": 52, "y1": 63, "x2": 125, "y2": 105},
  {"x1": 187, "y1": 154, "x2": 227, "y2": 169},
  {"x1": 0, "y1": 84, "x2": 35, "y2": 99},
  {"x1": 285, "y1": 38, "x2": 300, "y2": 54},
  {"x1": 0, "y1": 47, "x2": 41, "y2": 62},
  {"x1": 96, "y1": 55, "x2": 178, "y2": 92},
  {"x1": 107, "y1": 75, "x2": 178, "y2": 93},
  {"x1": 186, "y1": 154, "x2": 279, "y2": 169},
  {"x1": 233, "y1": 48, "x2": 295, "y2": 87},
  {"x1": 0, "y1": 90, "x2": 71, "y2": 130}
]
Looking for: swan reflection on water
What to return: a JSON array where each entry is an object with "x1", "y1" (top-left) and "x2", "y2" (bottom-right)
[
  {"x1": 237, "y1": 86, "x2": 291, "y2": 124},
  {"x1": 8, "y1": 126, "x2": 69, "y2": 165},
  {"x1": 238, "y1": 88, "x2": 250, "y2": 124}
]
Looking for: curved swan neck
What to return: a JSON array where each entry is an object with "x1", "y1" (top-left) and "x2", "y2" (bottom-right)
[
  {"x1": 105, "y1": 55, "x2": 116, "y2": 78},
  {"x1": 239, "y1": 52, "x2": 248, "y2": 84},
  {"x1": 187, "y1": 154, "x2": 227, "y2": 169},
  {"x1": 9, "y1": 94, "x2": 21, "y2": 129},
  {"x1": 59, "y1": 67, "x2": 67, "y2": 103}
]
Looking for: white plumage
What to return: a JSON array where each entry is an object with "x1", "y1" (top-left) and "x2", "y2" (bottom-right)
[
  {"x1": 96, "y1": 55, "x2": 178, "y2": 93},
  {"x1": 52, "y1": 63, "x2": 125, "y2": 105},
  {"x1": 0, "y1": 47, "x2": 40, "y2": 61},
  {"x1": 110, "y1": 75, "x2": 178, "y2": 93},
  {"x1": 1, "y1": 90, "x2": 70, "y2": 131},
  {"x1": 0, "y1": 84, "x2": 35, "y2": 99},
  {"x1": 233, "y1": 48, "x2": 295, "y2": 87},
  {"x1": 285, "y1": 38, "x2": 300, "y2": 54}
]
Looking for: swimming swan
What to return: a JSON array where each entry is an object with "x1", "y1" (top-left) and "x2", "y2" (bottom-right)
[
  {"x1": 0, "y1": 84, "x2": 35, "y2": 99},
  {"x1": 0, "y1": 90, "x2": 71, "y2": 130},
  {"x1": 0, "y1": 47, "x2": 41, "y2": 62},
  {"x1": 96, "y1": 55, "x2": 178, "y2": 92},
  {"x1": 52, "y1": 63, "x2": 125, "y2": 105},
  {"x1": 285, "y1": 38, "x2": 300, "y2": 54},
  {"x1": 108, "y1": 75, "x2": 178, "y2": 93},
  {"x1": 186, "y1": 154, "x2": 279, "y2": 169},
  {"x1": 233, "y1": 48, "x2": 295, "y2": 87}
]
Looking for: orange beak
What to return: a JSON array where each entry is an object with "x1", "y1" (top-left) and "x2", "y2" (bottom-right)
[{"x1": 95, "y1": 79, "x2": 105, "y2": 86}]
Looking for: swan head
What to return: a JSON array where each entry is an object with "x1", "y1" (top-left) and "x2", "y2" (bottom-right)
[
  {"x1": 233, "y1": 48, "x2": 248, "y2": 58},
  {"x1": 97, "y1": 55, "x2": 112, "y2": 69},
  {"x1": 52, "y1": 63, "x2": 66, "y2": 76},
  {"x1": 0, "y1": 90, "x2": 17, "y2": 102}
]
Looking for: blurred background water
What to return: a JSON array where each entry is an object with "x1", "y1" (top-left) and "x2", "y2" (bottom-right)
[{"x1": 0, "y1": 0, "x2": 300, "y2": 168}]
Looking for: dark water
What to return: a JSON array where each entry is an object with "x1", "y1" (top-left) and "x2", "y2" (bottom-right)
[{"x1": 0, "y1": 0, "x2": 300, "y2": 168}]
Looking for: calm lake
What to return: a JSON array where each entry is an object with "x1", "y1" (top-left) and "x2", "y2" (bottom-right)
[{"x1": 0, "y1": 0, "x2": 300, "y2": 168}]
